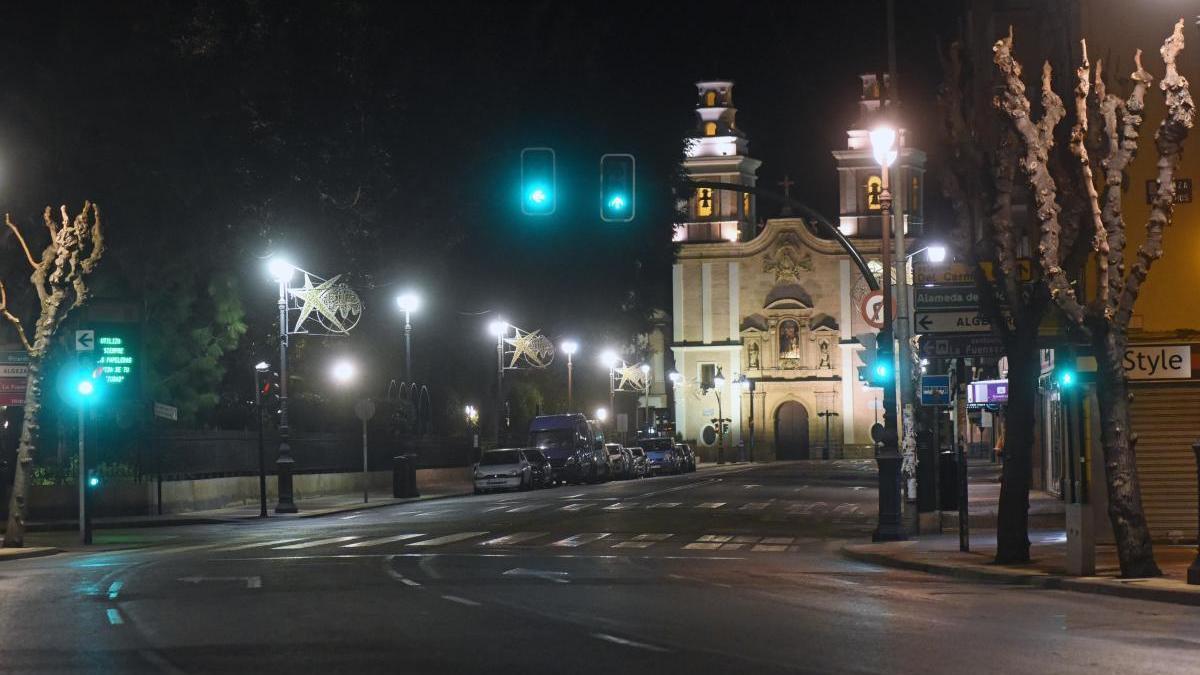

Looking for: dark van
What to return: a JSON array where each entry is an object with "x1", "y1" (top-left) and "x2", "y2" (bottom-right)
[{"x1": 529, "y1": 414, "x2": 603, "y2": 484}]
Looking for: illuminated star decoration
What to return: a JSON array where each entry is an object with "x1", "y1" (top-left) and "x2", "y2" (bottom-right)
[
  {"x1": 504, "y1": 327, "x2": 556, "y2": 369},
  {"x1": 614, "y1": 362, "x2": 648, "y2": 391},
  {"x1": 289, "y1": 273, "x2": 362, "y2": 334}
]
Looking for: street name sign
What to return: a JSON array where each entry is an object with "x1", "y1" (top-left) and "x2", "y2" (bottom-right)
[
  {"x1": 913, "y1": 286, "x2": 982, "y2": 311},
  {"x1": 913, "y1": 260, "x2": 1033, "y2": 286},
  {"x1": 153, "y1": 402, "x2": 178, "y2": 421},
  {"x1": 919, "y1": 335, "x2": 1006, "y2": 359},
  {"x1": 914, "y1": 311, "x2": 999, "y2": 334},
  {"x1": 1, "y1": 350, "x2": 30, "y2": 364},
  {"x1": 920, "y1": 375, "x2": 951, "y2": 406},
  {"x1": 0, "y1": 364, "x2": 29, "y2": 378}
]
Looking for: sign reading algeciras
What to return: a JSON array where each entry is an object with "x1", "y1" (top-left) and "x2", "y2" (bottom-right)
[{"x1": 0, "y1": 350, "x2": 29, "y2": 406}]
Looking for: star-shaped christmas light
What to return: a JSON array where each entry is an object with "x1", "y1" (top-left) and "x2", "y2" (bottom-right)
[
  {"x1": 504, "y1": 328, "x2": 555, "y2": 369},
  {"x1": 615, "y1": 363, "x2": 647, "y2": 391},
  {"x1": 290, "y1": 273, "x2": 348, "y2": 333}
]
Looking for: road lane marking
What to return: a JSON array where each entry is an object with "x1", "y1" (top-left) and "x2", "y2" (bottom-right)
[
  {"x1": 212, "y1": 538, "x2": 306, "y2": 552},
  {"x1": 602, "y1": 502, "x2": 637, "y2": 511},
  {"x1": 683, "y1": 543, "x2": 722, "y2": 550},
  {"x1": 550, "y1": 533, "x2": 611, "y2": 547},
  {"x1": 178, "y1": 576, "x2": 262, "y2": 588},
  {"x1": 739, "y1": 502, "x2": 770, "y2": 511},
  {"x1": 635, "y1": 478, "x2": 720, "y2": 499},
  {"x1": 562, "y1": 494, "x2": 585, "y2": 499},
  {"x1": 505, "y1": 504, "x2": 544, "y2": 513},
  {"x1": 695, "y1": 502, "x2": 726, "y2": 509},
  {"x1": 761, "y1": 537, "x2": 794, "y2": 545},
  {"x1": 107, "y1": 581, "x2": 123, "y2": 600},
  {"x1": 344, "y1": 533, "x2": 426, "y2": 548},
  {"x1": 592, "y1": 633, "x2": 670, "y2": 653},
  {"x1": 385, "y1": 567, "x2": 423, "y2": 587},
  {"x1": 275, "y1": 536, "x2": 360, "y2": 550},
  {"x1": 407, "y1": 532, "x2": 488, "y2": 547},
  {"x1": 560, "y1": 503, "x2": 592, "y2": 511},
  {"x1": 612, "y1": 541, "x2": 654, "y2": 549},
  {"x1": 441, "y1": 594, "x2": 481, "y2": 607},
  {"x1": 752, "y1": 544, "x2": 788, "y2": 552},
  {"x1": 645, "y1": 502, "x2": 682, "y2": 509},
  {"x1": 694, "y1": 535, "x2": 733, "y2": 543},
  {"x1": 731, "y1": 536, "x2": 761, "y2": 543},
  {"x1": 106, "y1": 608, "x2": 124, "y2": 625},
  {"x1": 719, "y1": 543, "x2": 746, "y2": 551},
  {"x1": 503, "y1": 568, "x2": 569, "y2": 583},
  {"x1": 631, "y1": 533, "x2": 674, "y2": 541},
  {"x1": 478, "y1": 532, "x2": 549, "y2": 546}
]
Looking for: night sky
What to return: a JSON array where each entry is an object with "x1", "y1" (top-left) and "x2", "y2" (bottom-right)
[{"x1": 0, "y1": 1, "x2": 960, "y2": 426}]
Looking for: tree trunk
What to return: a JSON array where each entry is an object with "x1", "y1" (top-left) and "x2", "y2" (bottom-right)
[
  {"x1": 1094, "y1": 328, "x2": 1161, "y2": 577},
  {"x1": 995, "y1": 333, "x2": 1038, "y2": 563},
  {"x1": 3, "y1": 356, "x2": 44, "y2": 547}
]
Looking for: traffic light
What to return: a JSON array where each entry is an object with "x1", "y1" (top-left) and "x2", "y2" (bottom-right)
[
  {"x1": 600, "y1": 153, "x2": 635, "y2": 222},
  {"x1": 87, "y1": 471, "x2": 100, "y2": 489},
  {"x1": 854, "y1": 332, "x2": 893, "y2": 387},
  {"x1": 1056, "y1": 364, "x2": 1077, "y2": 389},
  {"x1": 520, "y1": 147, "x2": 556, "y2": 216}
]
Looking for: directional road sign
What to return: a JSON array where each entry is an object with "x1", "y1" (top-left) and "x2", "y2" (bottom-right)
[
  {"x1": 0, "y1": 364, "x2": 29, "y2": 378},
  {"x1": 914, "y1": 311, "x2": 998, "y2": 334},
  {"x1": 919, "y1": 335, "x2": 1006, "y2": 359},
  {"x1": 153, "y1": 402, "x2": 179, "y2": 421},
  {"x1": 75, "y1": 329, "x2": 95, "y2": 352},
  {"x1": 913, "y1": 259, "x2": 1033, "y2": 286}
]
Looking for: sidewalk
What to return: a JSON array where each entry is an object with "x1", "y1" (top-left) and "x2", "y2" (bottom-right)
[
  {"x1": 4, "y1": 484, "x2": 472, "y2": 534},
  {"x1": 940, "y1": 460, "x2": 1065, "y2": 530},
  {"x1": 844, "y1": 531, "x2": 1200, "y2": 607}
]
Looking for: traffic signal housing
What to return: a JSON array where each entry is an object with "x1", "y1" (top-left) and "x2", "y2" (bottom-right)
[
  {"x1": 520, "y1": 147, "x2": 556, "y2": 216},
  {"x1": 854, "y1": 332, "x2": 893, "y2": 387},
  {"x1": 600, "y1": 153, "x2": 635, "y2": 222}
]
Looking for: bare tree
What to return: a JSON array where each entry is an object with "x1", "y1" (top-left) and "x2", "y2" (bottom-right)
[
  {"x1": 993, "y1": 20, "x2": 1194, "y2": 577},
  {"x1": 2, "y1": 203, "x2": 104, "y2": 547}
]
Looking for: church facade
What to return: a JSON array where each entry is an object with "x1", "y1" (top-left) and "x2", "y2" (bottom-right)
[{"x1": 669, "y1": 77, "x2": 924, "y2": 461}]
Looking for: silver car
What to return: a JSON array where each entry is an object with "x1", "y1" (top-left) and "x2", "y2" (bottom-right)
[
  {"x1": 605, "y1": 443, "x2": 629, "y2": 479},
  {"x1": 473, "y1": 448, "x2": 533, "y2": 493}
]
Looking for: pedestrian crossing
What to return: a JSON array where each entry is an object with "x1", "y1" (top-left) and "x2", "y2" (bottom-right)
[
  {"x1": 212, "y1": 530, "x2": 817, "y2": 555},
  {"x1": 468, "y1": 498, "x2": 871, "y2": 517}
]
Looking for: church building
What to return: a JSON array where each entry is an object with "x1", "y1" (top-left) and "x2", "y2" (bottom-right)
[{"x1": 669, "y1": 76, "x2": 925, "y2": 460}]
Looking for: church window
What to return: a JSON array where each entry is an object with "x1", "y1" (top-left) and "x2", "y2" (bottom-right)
[
  {"x1": 742, "y1": 192, "x2": 751, "y2": 218},
  {"x1": 696, "y1": 188, "x2": 714, "y2": 217},
  {"x1": 866, "y1": 175, "x2": 883, "y2": 210},
  {"x1": 699, "y1": 363, "x2": 716, "y2": 389},
  {"x1": 704, "y1": 121, "x2": 717, "y2": 136},
  {"x1": 908, "y1": 175, "x2": 921, "y2": 212},
  {"x1": 705, "y1": 91, "x2": 717, "y2": 107}
]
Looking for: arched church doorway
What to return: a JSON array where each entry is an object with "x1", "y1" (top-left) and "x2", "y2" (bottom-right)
[{"x1": 775, "y1": 401, "x2": 810, "y2": 460}]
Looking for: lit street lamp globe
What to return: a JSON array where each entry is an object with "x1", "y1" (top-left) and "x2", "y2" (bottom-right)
[
  {"x1": 331, "y1": 359, "x2": 357, "y2": 385},
  {"x1": 561, "y1": 340, "x2": 578, "y2": 356},
  {"x1": 869, "y1": 125, "x2": 897, "y2": 168},
  {"x1": 396, "y1": 291, "x2": 421, "y2": 314},
  {"x1": 488, "y1": 319, "x2": 508, "y2": 337},
  {"x1": 600, "y1": 349, "x2": 619, "y2": 368},
  {"x1": 267, "y1": 256, "x2": 295, "y2": 283},
  {"x1": 926, "y1": 244, "x2": 947, "y2": 263},
  {"x1": 595, "y1": 408, "x2": 608, "y2": 422}
]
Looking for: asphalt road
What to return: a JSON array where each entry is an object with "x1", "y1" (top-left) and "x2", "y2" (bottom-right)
[{"x1": 3, "y1": 460, "x2": 1200, "y2": 674}]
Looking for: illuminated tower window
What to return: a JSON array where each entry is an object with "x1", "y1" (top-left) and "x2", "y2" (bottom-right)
[
  {"x1": 705, "y1": 90, "x2": 717, "y2": 107},
  {"x1": 696, "y1": 188, "x2": 714, "y2": 217},
  {"x1": 742, "y1": 192, "x2": 751, "y2": 216},
  {"x1": 704, "y1": 121, "x2": 717, "y2": 137},
  {"x1": 866, "y1": 175, "x2": 882, "y2": 210}
]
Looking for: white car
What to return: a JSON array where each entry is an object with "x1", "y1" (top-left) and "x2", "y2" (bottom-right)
[{"x1": 473, "y1": 449, "x2": 533, "y2": 493}]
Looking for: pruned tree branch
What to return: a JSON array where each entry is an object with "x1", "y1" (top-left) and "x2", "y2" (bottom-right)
[
  {"x1": 993, "y1": 28, "x2": 1088, "y2": 326},
  {"x1": 0, "y1": 281, "x2": 32, "y2": 352},
  {"x1": 1116, "y1": 19, "x2": 1194, "y2": 327},
  {"x1": 4, "y1": 214, "x2": 37, "y2": 270},
  {"x1": 1070, "y1": 40, "x2": 1109, "y2": 315}
]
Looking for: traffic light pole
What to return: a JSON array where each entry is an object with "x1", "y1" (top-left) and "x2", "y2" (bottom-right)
[
  {"x1": 78, "y1": 404, "x2": 91, "y2": 545},
  {"x1": 275, "y1": 278, "x2": 297, "y2": 514},
  {"x1": 873, "y1": 163, "x2": 906, "y2": 542},
  {"x1": 254, "y1": 367, "x2": 267, "y2": 518}
]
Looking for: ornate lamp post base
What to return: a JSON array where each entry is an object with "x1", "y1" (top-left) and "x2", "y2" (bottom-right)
[{"x1": 275, "y1": 452, "x2": 297, "y2": 514}]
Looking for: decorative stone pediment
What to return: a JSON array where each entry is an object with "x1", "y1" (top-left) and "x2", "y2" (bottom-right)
[
  {"x1": 763, "y1": 245, "x2": 813, "y2": 284},
  {"x1": 764, "y1": 283, "x2": 813, "y2": 309}
]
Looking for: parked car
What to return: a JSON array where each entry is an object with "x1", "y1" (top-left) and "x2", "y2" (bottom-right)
[
  {"x1": 636, "y1": 437, "x2": 679, "y2": 476},
  {"x1": 627, "y1": 446, "x2": 648, "y2": 478},
  {"x1": 605, "y1": 443, "x2": 630, "y2": 479},
  {"x1": 473, "y1": 448, "x2": 533, "y2": 493},
  {"x1": 675, "y1": 443, "x2": 697, "y2": 472},
  {"x1": 522, "y1": 448, "x2": 554, "y2": 488},
  {"x1": 529, "y1": 414, "x2": 602, "y2": 484}
]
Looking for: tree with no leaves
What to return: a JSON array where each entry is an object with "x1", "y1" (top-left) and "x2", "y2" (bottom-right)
[
  {"x1": 993, "y1": 20, "x2": 1194, "y2": 577},
  {"x1": 2, "y1": 203, "x2": 104, "y2": 547}
]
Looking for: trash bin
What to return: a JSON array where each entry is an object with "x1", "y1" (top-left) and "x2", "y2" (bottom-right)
[
  {"x1": 393, "y1": 455, "x2": 419, "y2": 498},
  {"x1": 938, "y1": 449, "x2": 958, "y2": 511}
]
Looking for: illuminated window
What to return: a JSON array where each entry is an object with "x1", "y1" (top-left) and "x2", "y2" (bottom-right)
[
  {"x1": 866, "y1": 175, "x2": 882, "y2": 210},
  {"x1": 699, "y1": 363, "x2": 716, "y2": 389},
  {"x1": 704, "y1": 122, "x2": 717, "y2": 136},
  {"x1": 909, "y1": 176, "x2": 921, "y2": 212},
  {"x1": 742, "y1": 192, "x2": 751, "y2": 217},
  {"x1": 696, "y1": 188, "x2": 714, "y2": 217},
  {"x1": 705, "y1": 91, "x2": 717, "y2": 107}
]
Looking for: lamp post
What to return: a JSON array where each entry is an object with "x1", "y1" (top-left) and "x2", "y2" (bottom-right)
[
  {"x1": 254, "y1": 361, "x2": 270, "y2": 518},
  {"x1": 601, "y1": 349, "x2": 619, "y2": 434},
  {"x1": 465, "y1": 405, "x2": 480, "y2": 462},
  {"x1": 702, "y1": 368, "x2": 726, "y2": 465},
  {"x1": 737, "y1": 374, "x2": 755, "y2": 463},
  {"x1": 488, "y1": 319, "x2": 508, "y2": 445},
  {"x1": 330, "y1": 358, "x2": 365, "y2": 502},
  {"x1": 267, "y1": 256, "x2": 298, "y2": 514},
  {"x1": 640, "y1": 363, "x2": 651, "y2": 433},
  {"x1": 869, "y1": 125, "x2": 906, "y2": 542},
  {"x1": 396, "y1": 291, "x2": 420, "y2": 383},
  {"x1": 561, "y1": 340, "x2": 578, "y2": 412},
  {"x1": 595, "y1": 407, "x2": 608, "y2": 425},
  {"x1": 75, "y1": 376, "x2": 97, "y2": 545}
]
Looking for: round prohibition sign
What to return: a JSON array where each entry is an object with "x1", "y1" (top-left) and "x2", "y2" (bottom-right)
[{"x1": 860, "y1": 291, "x2": 886, "y2": 329}]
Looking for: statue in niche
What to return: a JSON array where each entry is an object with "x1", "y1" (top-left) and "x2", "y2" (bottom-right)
[
  {"x1": 779, "y1": 320, "x2": 801, "y2": 360},
  {"x1": 748, "y1": 342, "x2": 760, "y2": 369},
  {"x1": 818, "y1": 339, "x2": 832, "y2": 369}
]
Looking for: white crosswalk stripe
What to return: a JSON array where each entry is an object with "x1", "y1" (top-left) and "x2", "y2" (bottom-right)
[
  {"x1": 407, "y1": 532, "x2": 488, "y2": 547},
  {"x1": 602, "y1": 502, "x2": 637, "y2": 511},
  {"x1": 739, "y1": 502, "x2": 770, "y2": 511},
  {"x1": 213, "y1": 538, "x2": 306, "y2": 552},
  {"x1": 646, "y1": 502, "x2": 682, "y2": 509},
  {"x1": 560, "y1": 503, "x2": 593, "y2": 512},
  {"x1": 505, "y1": 504, "x2": 544, "y2": 513},
  {"x1": 343, "y1": 533, "x2": 426, "y2": 548},
  {"x1": 550, "y1": 533, "x2": 611, "y2": 547},
  {"x1": 275, "y1": 536, "x2": 360, "y2": 550},
  {"x1": 612, "y1": 533, "x2": 673, "y2": 549},
  {"x1": 478, "y1": 532, "x2": 548, "y2": 546},
  {"x1": 695, "y1": 502, "x2": 726, "y2": 509}
]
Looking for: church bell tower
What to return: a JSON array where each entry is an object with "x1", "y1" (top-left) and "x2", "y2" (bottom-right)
[{"x1": 673, "y1": 81, "x2": 762, "y2": 244}]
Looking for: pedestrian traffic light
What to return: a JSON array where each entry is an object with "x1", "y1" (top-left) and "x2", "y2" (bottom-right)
[
  {"x1": 869, "y1": 359, "x2": 894, "y2": 386},
  {"x1": 600, "y1": 153, "x2": 635, "y2": 222},
  {"x1": 854, "y1": 332, "x2": 892, "y2": 387},
  {"x1": 1056, "y1": 365, "x2": 1077, "y2": 388},
  {"x1": 520, "y1": 147, "x2": 556, "y2": 216},
  {"x1": 87, "y1": 471, "x2": 100, "y2": 489}
]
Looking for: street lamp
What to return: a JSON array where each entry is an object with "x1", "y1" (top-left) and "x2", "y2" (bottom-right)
[
  {"x1": 561, "y1": 340, "x2": 578, "y2": 412},
  {"x1": 595, "y1": 407, "x2": 608, "y2": 423},
  {"x1": 869, "y1": 125, "x2": 906, "y2": 542},
  {"x1": 267, "y1": 254, "x2": 298, "y2": 514},
  {"x1": 253, "y1": 361, "x2": 270, "y2": 518},
  {"x1": 906, "y1": 243, "x2": 947, "y2": 263},
  {"x1": 702, "y1": 368, "x2": 726, "y2": 465},
  {"x1": 488, "y1": 319, "x2": 508, "y2": 444},
  {"x1": 395, "y1": 291, "x2": 421, "y2": 382},
  {"x1": 736, "y1": 373, "x2": 755, "y2": 463},
  {"x1": 330, "y1": 358, "x2": 370, "y2": 504},
  {"x1": 600, "y1": 349, "x2": 619, "y2": 432},
  {"x1": 640, "y1": 363, "x2": 651, "y2": 433}
]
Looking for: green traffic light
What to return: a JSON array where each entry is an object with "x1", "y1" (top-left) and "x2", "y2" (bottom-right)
[
  {"x1": 529, "y1": 188, "x2": 547, "y2": 204},
  {"x1": 607, "y1": 195, "x2": 626, "y2": 211},
  {"x1": 1058, "y1": 370, "x2": 1076, "y2": 387},
  {"x1": 870, "y1": 360, "x2": 893, "y2": 385},
  {"x1": 88, "y1": 476, "x2": 100, "y2": 488},
  {"x1": 77, "y1": 380, "x2": 95, "y2": 396}
]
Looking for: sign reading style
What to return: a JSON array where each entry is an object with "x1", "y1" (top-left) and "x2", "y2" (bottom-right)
[{"x1": 1124, "y1": 345, "x2": 1191, "y2": 380}]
